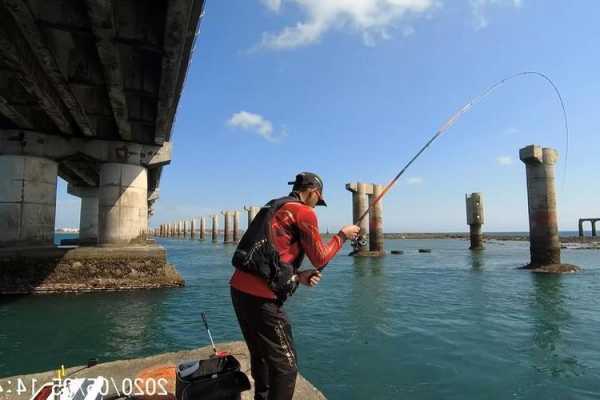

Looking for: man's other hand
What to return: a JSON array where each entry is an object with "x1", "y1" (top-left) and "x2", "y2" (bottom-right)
[{"x1": 298, "y1": 270, "x2": 321, "y2": 287}]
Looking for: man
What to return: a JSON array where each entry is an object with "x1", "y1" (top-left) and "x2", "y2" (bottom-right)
[{"x1": 230, "y1": 172, "x2": 360, "y2": 400}]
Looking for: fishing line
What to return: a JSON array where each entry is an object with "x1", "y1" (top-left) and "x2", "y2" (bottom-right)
[{"x1": 353, "y1": 71, "x2": 569, "y2": 231}]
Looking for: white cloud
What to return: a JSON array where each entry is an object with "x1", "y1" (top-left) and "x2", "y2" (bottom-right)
[
  {"x1": 258, "y1": 0, "x2": 437, "y2": 50},
  {"x1": 227, "y1": 111, "x2": 285, "y2": 142},
  {"x1": 470, "y1": 0, "x2": 522, "y2": 30},
  {"x1": 407, "y1": 176, "x2": 424, "y2": 184},
  {"x1": 257, "y1": 0, "x2": 523, "y2": 50},
  {"x1": 261, "y1": 0, "x2": 282, "y2": 12},
  {"x1": 496, "y1": 155, "x2": 513, "y2": 166}
]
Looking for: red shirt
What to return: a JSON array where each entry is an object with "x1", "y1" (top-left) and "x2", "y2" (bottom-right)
[{"x1": 230, "y1": 202, "x2": 345, "y2": 299}]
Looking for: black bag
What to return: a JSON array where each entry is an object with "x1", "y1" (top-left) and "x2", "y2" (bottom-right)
[
  {"x1": 175, "y1": 355, "x2": 251, "y2": 400},
  {"x1": 232, "y1": 196, "x2": 305, "y2": 302}
]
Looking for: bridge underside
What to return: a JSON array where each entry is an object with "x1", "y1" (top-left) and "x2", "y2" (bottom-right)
[{"x1": 0, "y1": 0, "x2": 204, "y2": 248}]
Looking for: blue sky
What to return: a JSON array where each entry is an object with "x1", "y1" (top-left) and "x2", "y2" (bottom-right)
[{"x1": 56, "y1": 0, "x2": 600, "y2": 232}]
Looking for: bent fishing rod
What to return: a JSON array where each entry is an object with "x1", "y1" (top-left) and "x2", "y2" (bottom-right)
[{"x1": 350, "y1": 71, "x2": 569, "y2": 252}]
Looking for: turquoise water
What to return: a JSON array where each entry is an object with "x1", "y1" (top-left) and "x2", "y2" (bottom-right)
[{"x1": 1, "y1": 235, "x2": 600, "y2": 399}]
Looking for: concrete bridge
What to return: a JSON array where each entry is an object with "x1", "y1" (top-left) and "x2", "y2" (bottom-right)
[
  {"x1": 0, "y1": 0, "x2": 205, "y2": 293},
  {"x1": 578, "y1": 218, "x2": 599, "y2": 237}
]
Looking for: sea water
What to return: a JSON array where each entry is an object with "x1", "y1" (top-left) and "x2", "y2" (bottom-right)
[{"x1": 1, "y1": 235, "x2": 599, "y2": 399}]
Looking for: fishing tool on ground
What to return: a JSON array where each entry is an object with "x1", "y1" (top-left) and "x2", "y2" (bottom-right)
[
  {"x1": 350, "y1": 71, "x2": 569, "y2": 254},
  {"x1": 175, "y1": 312, "x2": 251, "y2": 400}
]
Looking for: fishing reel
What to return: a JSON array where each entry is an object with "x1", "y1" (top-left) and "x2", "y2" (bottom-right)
[{"x1": 351, "y1": 234, "x2": 368, "y2": 253}]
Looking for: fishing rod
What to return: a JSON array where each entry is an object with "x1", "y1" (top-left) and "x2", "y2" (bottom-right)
[{"x1": 351, "y1": 71, "x2": 569, "y2": 252}]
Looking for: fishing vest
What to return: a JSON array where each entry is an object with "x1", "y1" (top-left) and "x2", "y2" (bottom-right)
[{"x1": 231, "y1": 195, "x2": 305, "y2": 303}]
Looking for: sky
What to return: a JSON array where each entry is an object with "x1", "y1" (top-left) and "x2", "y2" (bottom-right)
[{"x1": 56, "y1": 0, "x2": 600, "y2": 233}]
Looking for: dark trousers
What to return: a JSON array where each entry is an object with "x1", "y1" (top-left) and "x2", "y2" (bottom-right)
[{"x1": 230, "y1": 287, "x2": 298, "y2": 400}]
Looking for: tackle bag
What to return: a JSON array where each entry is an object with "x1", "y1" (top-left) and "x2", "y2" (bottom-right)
[
  {"x1": 175, "y1": 355, "x2": 250, "y2": 400},
  {"x1": 231, "y1": 196, "x2": 304, "y2": 302}
]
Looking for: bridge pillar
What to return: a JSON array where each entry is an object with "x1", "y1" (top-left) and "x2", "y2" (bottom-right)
[
  {"x1": 190, "y1": 219, "x2": 195, "y2": 239},
  {"x1": 244, "y1": 206, "x2": 260, "y2": 227},
  {"x1": 466, "y1": 193, "x2": 484, "y2": 250},
  {"x1": 345, "y1": 183, "x2": 370, "y2": 254},
  {"x1": 369, "y1": 184, "x2": 385, "y2": 255},
  {"x1": 211, "y1": 215, "x2": 218, "y2": 242},
  {"x1": 222, "y1": 211, "x2": 233, "y2": 243},
  {"x1": 68, "y1": 185, "x2": 99, "y2": 244},
  {"x1": 579, "y1": 219, "x2": 584, "y2": 237},
  {"x1": 233, "y1": 211, "x2": 240, "y2": 243},
  {"x1": 520, "y1": 145, "x2": 561, "y2": 267},
  {"x1": 593, "y1": 221, "x2": 597, "y2": 237},
  {"x1": 0, "y1": 155, "x2": 57, "y2": 247},
  {"x1": 98, "y1": 163, "x2": 148, "y2": 246},
  {"x1": 199, "y1": 216, "x2": 206, "y2": 240}
]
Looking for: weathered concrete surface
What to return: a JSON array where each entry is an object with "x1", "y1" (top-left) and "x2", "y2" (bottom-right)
[
  {"x1": 466, "y1": 192, "x2": 484, "y2": 250},
  {"x1": 519, "y1": 145, "x2": 577, "y2": 272},
  {"x1": 211, "y1": 214, "x2": 218, "y2": 242},
  {"x1": 0, "y1": 341, "x2": 326, "y2": 400},
  {"x1": 0, "y1": 155, "x2": 57, "y2": 247},
  {"x1": 369, "y1": 184, "x2": 384, "y2": 254},
  {"x1": 68, "y1": 185, "x2": 99, "y2": 244},
  {"x1": 222, "y1": 211, "x2": 233, "y2": 244},
  {"x1": 0, "y1": 244, "x2": 183, "y2": 294},
  {"x1": 99, "y1": 163, "x2": 148, "y2": 246},
  {"x1": 244, "y1": 205, "x2": 260, "y2": 227},
  {"x1": 346, "y1": 183, "x2": 370, "y2": 254}
]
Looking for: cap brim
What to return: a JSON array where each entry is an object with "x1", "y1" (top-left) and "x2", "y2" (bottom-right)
[{"x1": 317, "y1": 198, "x2": 327, "y2": 207}]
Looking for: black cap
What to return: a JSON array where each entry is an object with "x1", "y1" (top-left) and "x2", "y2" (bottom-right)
[{"x1": 288, "y1": 172, "x2": 327, "y2": 206}]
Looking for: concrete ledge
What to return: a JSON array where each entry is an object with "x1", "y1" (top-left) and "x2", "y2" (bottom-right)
[
  {"x1": 0, "y1": 244, "x2": 184, "y2": 294},
  {"x1": 0, "y1": 341, "x2": 326, "y2": 400}
]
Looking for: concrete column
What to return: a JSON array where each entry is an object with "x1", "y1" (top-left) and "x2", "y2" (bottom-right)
[
  {"x1": 233, "y1": 211, "x2": 240, "y2": 242},
  {"x1": 98, "y1": 163, "x2": 148, "y2": 245},
  {"x1": 466, "y1": 192, "x2": 484, "y2": 250},
  {"x1": 68, "y1": 185, "x2": 99, "y2": 244},
  {"x1": 0, "y1": 155, "x2": 58, "y2": 247},
  {"x1": 369, "y1": 184, "x2": 384, "y2": 254},
  {"x1": 345, "y1": 183, "x2": 370, "y2": 253},
  {"x1": 222, "y1": 211, "x2": 232, "y2": 243},
  {"x1": 244, "y1": 206, "x2": 260, "y2": 227},
  {"x1": 190, "y1": 219, "x2": 195, "y2": 239},
  {"x1": 211, "y1": 214, "x2": 218, "y2": 242},
  {"x1": 593, "y1": 221, "x2": 597, "y2": 237},
  {"x1": 199, "y1": 217, "x2": 206, "y2": 240},
  {"x1": 520, "y1": 145, "x2": 560, "y2": 266},
  {"x1": 578, "y1": 219, "x2": 584, "y2": 237}
]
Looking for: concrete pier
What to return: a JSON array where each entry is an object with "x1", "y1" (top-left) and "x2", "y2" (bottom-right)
[
  {"x1": 519, "y1": 145, "x2": 578, "y2": 272},
  {"x1": 222, "y1": 211, "x2": 233, "y2": 244},
  {"x1": 199, "y1": 216, "x2": 206, "y2": 240},
  {"x1": 466, "y1": 192, "x2": 484, "y2": 250},
  {"x1": 211, "y1": 214, "x2": 219, "y2": 242},
  {"x1": 190, "y1": 219, "x2": 195, "y2": 239},
  {"x1": 578, "y1": 218, "x2": 600, "y2": 237},
  {"x1": 233, "y1": 210, "x2": 241, "y2": 243},
  {"x1": 346, "y1": 182, "x2": 385, "y2": 256},
  {"x1": 98, "y1": 163, "x2": 148, "y2": 246},
  {"x1": 0, "y1": 341, "x2": 326, "y2": 400},
  {"x1": 68, "y1": 185, "x2": 99, "y2": 245},
  {"x1": 345, "y1": 183, "x2": 369, "y2": 254},
  {"x1": 0, "y1": 155, "x2": 58, "y2": 247},
  {"x1": 244, "y1": 206, "x2": 260, "y2": 227},
  {"x1": 369, "y1": 184, "x2": 385, "y2": 255}
]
